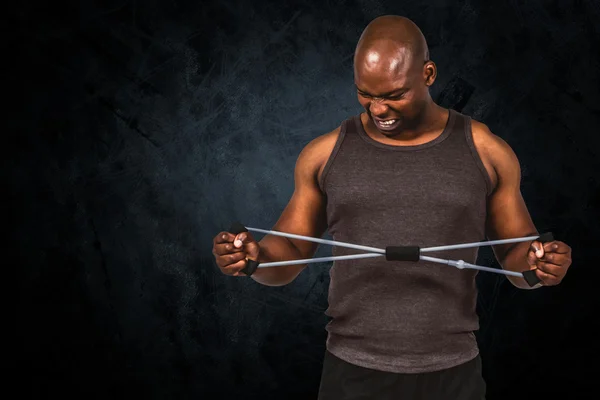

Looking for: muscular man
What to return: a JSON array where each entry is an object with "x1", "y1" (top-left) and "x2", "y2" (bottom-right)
[{"x1": 212, "y1": 15, "x2": 572, "y2": 400}]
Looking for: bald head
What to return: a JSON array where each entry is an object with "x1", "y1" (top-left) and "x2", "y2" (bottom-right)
[
  {"x1": 354, "y1": 15, "x2": 429, "y2": 75},
  {"x1": 353, "y1": 16, "x2": 438, "y2": 135}
]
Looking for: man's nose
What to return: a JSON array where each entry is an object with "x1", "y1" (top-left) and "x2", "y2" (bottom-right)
[{"x1": 369, "y1": 98, "x2": 389, "y2": 115}]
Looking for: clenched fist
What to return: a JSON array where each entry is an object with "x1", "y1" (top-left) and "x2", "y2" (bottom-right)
[
  {"x1": 526, "y1": 239, "x2": 572, "y2": 286},
  {"x1": 212, "y1": 229, "x2": 260, "y2": 276}
]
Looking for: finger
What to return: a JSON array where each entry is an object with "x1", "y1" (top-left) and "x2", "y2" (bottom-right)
[
  {"x1": 215, "y1": 232, "x2": 236, "y2": 244},
  {"x1": 534, "y1": 261, "x2": 563, "y2": 277},
  {"x1": 543, "y1": 241, "x2": 570, "y2": 254},
  {"x1": 527, "y1": 245, "x2": 543, "y2": 266},
  {"x1": 217, "y1": 251, "x2": 247, "y2": 268},
  {"x1": 527, "y1": 249, "x2": 538, "y2": 267},
  {"x1": 222, "y1": 259, "x2": 248, "y2": 276},
  {"x1": 233, "y1": 232, "x2": 256, "y2": 249},
  {"x1": 539, "y1": 252, "x2": 571, "y2": 267},
  {"x1": 233, "y1": 233, "x2": 244, "y2": 248},
  {"x1": 530, "y1": 241, "x2": 544, "y2": 258},
  {"x1": 534, "y1": 268, "x2": 561, "y2": 286},
  {"x1": 212, "y1": 242, "x2": 245, "y2": 256}
]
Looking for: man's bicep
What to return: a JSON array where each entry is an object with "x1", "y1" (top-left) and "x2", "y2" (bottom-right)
[
  {"x1": 485, "y1": 138, "x2": 538, "y2": 262},
  {"x1": 269, "y1": 139, "x2": 329, "y2": 258},
  {"x1": 486, "y1": 187, "x2": 537, "y2": 242}
]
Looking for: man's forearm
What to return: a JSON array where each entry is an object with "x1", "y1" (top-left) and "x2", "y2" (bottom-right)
[
  {"x1": 248, "y1": 236, "x2": 308, "y2": 286},
  {"x1": 499, "y1": 241, "x2": 542, "y2": 289}
]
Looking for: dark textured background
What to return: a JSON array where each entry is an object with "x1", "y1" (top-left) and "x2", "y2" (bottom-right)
[{"x1": 10, "y1": 0, "x2": 599, "y2": 399}]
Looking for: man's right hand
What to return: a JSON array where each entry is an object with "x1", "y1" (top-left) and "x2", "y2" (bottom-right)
[
  {"x1": 211, "y1": 126, "x2": 336, "y2": 282},
  {"x1": 212, "y1": 230, "x2": 260, "y2": 276}
]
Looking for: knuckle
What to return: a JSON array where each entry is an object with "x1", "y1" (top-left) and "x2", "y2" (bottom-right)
[
  {"x1": 222, "y1": 268, "x2": 231, "y2": 275},
  {"x1": 222, "y1": 255, "x2": 233, "y2": 265},
  {"x1": 538, "y1": 263, "x2": 547, "y2": 272},
  {"x1": 224, "y1": 263, "x2": 241, "y2": 274}
]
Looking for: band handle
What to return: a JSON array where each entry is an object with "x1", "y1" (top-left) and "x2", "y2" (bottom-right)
[
  {"x1": 521, "y1": 232, "x2": 554, "y2": 287},
  {"x1": 228, "y1": 222, "x2": 260, "y2": 276},
  {"x1": 385, "y1": 246, "x2": 421, "y2": 261}
]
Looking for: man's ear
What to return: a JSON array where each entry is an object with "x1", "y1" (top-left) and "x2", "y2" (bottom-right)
[{"x1": 424, "y1": 60, "x2": 437, "y2": 86}]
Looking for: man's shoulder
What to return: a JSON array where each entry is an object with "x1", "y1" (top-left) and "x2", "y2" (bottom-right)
[
  {"x1": 469, "y1": 118, "x2": 519, "y2": 164},
  {"x1": 469, "y1": 118, "x2": 521, "y2": 186},
  {"x1": 308, "y1": 125, "x2": 342, "y2": 147},
  {"x1": 470, "y1": 118, "x2": 500, "y2": 147},
  {"x1": 294, "y1": 125, "x2": 342, "y2": 175},
  {"x1": 298, "y1": 125, "x2": 342, "y2": 160}
]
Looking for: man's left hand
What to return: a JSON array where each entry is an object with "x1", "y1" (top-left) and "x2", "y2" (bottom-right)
[{"x1": 527, "y1": 240, "x2": 572, "y2": 286}]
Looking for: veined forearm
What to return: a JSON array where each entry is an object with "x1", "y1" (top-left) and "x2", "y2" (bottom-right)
[
  {"x1": 499, "y1": 241, "x2": 541, "y2": 289},
  {"x1": 249, "y1": 236, "x2": 307, "y2": 286}
]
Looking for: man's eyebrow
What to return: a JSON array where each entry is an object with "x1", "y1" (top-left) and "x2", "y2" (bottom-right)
[{"x1": 355, "y1": 85, "x2": 407, "y2": 96}]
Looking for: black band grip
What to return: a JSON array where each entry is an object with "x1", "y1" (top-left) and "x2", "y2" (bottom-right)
[
  {"x1": 228, "y1": 222, "x2": 259, "y2": 276},
  {"x1": 229, "y1": 222, "x2": 247, "y2": 235},
  {"x1": 521, "y1": 232, "x2": 554, "y2": 287},
  {"x1": 522, "y1": 270, "x2": 540, "y2": 286},
  {"x1": 241, "y1": 259, "x2": 259, "y2": 276},
  {"x1": 385, "y1": 246, "x2": 421, "y2": 262}
]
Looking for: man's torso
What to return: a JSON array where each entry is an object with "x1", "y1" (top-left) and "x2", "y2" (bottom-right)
[{"x1": 311, "y1": 109, "x2": 495, "y2": 373}]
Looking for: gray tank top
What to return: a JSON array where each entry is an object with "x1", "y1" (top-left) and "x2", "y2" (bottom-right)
[{"x1": 318, "y1": 109, "x2": 493, "y2": 373}]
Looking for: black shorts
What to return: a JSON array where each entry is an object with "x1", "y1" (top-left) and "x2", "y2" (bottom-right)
[{"x1": 317, "y1": 350, "x2": 486, "y2": 400}]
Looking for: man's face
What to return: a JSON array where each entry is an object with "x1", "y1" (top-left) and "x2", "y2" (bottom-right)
[{"x1": 354, "y1": 48, "x2": 429, "y2": 135}]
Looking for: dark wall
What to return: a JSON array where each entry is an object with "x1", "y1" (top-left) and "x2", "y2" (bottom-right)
[{"x1": 10, "y1": 1, "x2": 599, "y2": 399}]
